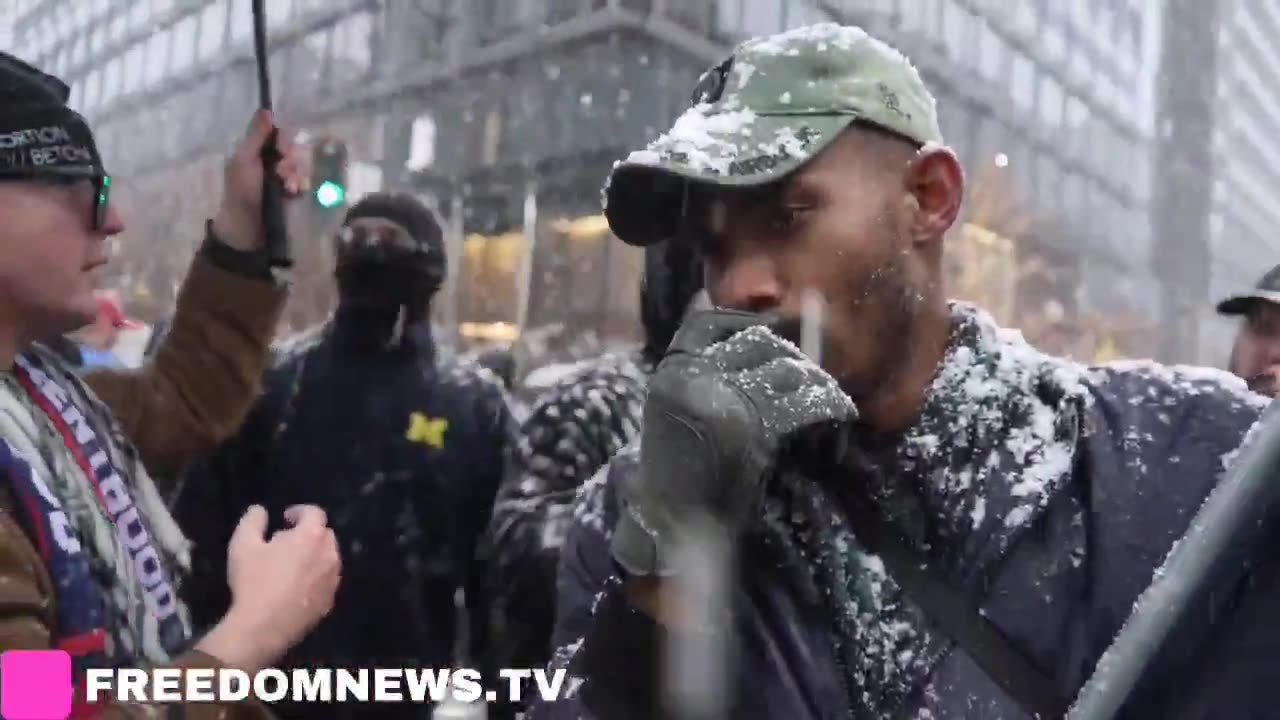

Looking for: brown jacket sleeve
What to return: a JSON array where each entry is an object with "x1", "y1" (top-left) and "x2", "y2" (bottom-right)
[
  {"x1": 0, "y1": 507, "x2": 273, "y2": 719},
  {"x1": 84, "y1": 254, "x2": 286, "y2": 484}
]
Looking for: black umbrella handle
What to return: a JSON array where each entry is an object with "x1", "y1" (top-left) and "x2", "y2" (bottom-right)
[
  {"x1": 260, "y1": 136, "x2": 291, "y2": 270},
  {"x1": 252, "y1": 0, "x2": 291, "y2": 271}
]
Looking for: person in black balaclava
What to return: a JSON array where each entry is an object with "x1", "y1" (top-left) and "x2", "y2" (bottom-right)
[
  {"x1": 173, "y1": 192, "x2": 514, "y2": 719},
  {"x1": 484, "y1": 237, "x2": 704, "y2": 703}
]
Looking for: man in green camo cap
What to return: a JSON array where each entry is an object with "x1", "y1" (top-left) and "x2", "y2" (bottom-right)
[
  {"x1": 602, "y1": 21, "x2": 964, "y2": 407},
  {"x1": 539, "y1": 23, "x2": 1276, "y2": 720}
]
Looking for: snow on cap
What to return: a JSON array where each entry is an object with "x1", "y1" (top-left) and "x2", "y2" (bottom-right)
[{"x1": 603, "y1": 23, "x2": 943, "y2": 247}]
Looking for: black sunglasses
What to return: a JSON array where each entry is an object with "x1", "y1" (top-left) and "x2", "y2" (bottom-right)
[{"x1": 0, "y1": 167, "x2": 112, "y2": 231}]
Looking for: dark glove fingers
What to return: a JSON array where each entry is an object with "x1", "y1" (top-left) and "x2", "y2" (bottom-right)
[
  {"x1": 703, "y1": 325, "x2": 808, "y2": 375},
  {"x1": 748, "y1": 361, "x2": 856, "y2": 437},
  {"x1": 774, "y1": 379, "x2": 857, "y2": 432},
  {"x1": 666, "y1": 309, "x2": 781, "y2": 358},
  {"x1": 728, "y1": 355, "x2": 811, "y2": 399}
]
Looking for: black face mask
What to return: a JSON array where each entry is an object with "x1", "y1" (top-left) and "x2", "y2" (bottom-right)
[{"x1": 335, "y1": 256, "x2": 440, "y2": 311}]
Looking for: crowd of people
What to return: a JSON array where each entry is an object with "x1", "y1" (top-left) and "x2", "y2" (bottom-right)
[{"x1": 3, "y1": 20, "x2": 1280, "y2": 720}]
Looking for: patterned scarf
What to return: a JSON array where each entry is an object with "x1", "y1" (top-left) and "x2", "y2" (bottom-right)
[
  {"x1": 758, "y1": 302, "x2": 1089, "y2": 718},
  {"x1": 0, "y1": 346, "x2": 193, "y2": 666}
]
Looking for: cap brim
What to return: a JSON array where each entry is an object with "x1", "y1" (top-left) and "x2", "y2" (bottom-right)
[
  {"x1": 1217, "y1": 291, "x2": 1280, "y2": 315},
  {"x1": 604, "y1": 114, "x2": 854, "y2": 247}
]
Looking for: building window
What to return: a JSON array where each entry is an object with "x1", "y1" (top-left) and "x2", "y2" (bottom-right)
[
  {"x1": 129, "y1": 0, "x2": 152, "y2": 33},
  {"x1": 83, "y1": 68, "x2": 101, "y2": 112},
  {"x1": 70, "y1": 1, "x2": 92, "y2": 29},
  {"x1": 1013, "y1": 0, "x2": 1038, "y2": 36},
  {"x1": 198, "y1": 1, "x2": 227, "y2": 60},
  {"x1": 122, "y1": 42, "x2": 145, "y2": 96},
  {"x1": 1039, "y1": 75, "x2": 1064, "y2": 128},
  {"x1": 978, "y1": 20, "x2": 1007, "y2": 81},
  {"x1": 101, "y1": 57, "x2": 121, "y2": 106},
  {"x1": 267, "y1": 0, "x2": 294, "y2": 28},
  {"x1": 69, "y1": 34, "x2": 85, "y2": 68},
  {"x1": 1068, "y1": 44, "x2": 1092, "y2": 89},
  {"x1": 941, "y1": 1, "x2": 972, "y2": 65},
  {"x1": 298, "y1": 28, "x2": 332, "y2": 96},
  {"x1": 331, "y1": 12, "x2": 375, "y2": 84},
  {"x1": 143, "y1": 30, "x2": 169, "y2": 89},
  {"x1": 1043, "y1": 17, "x2": 1066, "y2": 64},
  {"x1": 665, "y1": 0, "x2": 718, "y2": 33},
  {"x1": 1011, "y1": 52, "x2": 1035, "y2": 114},
  {"x1": 229, "y1": 1, "x2": 253, "y2": 46},
  {"x1": 172, "y1": 14, "x2": 198, "y2": 72},
  {"x1": 902, "y1": 0, "x2": 936, "y2": 37}
]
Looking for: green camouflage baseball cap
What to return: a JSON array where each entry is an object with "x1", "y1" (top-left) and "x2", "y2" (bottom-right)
[{"x1": 603, "y1": 23, "x2": 943, "y2": 247}]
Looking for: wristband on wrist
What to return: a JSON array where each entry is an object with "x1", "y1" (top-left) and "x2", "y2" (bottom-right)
[{"x1": 199, "y1": 220, "x2": 278, "y2": 283}]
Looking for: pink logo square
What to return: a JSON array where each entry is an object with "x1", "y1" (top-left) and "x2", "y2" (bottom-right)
[{"x1": 1, "y1": 650, "x2": 73, "y2": 719}]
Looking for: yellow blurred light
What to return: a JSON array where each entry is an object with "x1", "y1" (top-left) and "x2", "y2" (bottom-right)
[
  {"x1": 458, "y1": 321, "x2": 520, "y2": 342},
  {"x1": 962, "y1": 222, "x2": 1013, "y2": 251},
  {"x1": 550, "y1": 214, "x2": 611, "y2": 241},
  {"x1": 464, "y1": 232, "x2": 525, "y2": 275}
]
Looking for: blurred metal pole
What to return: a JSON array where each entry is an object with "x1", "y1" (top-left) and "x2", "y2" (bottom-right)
[
  {"x1": 663, "y1": 514, "x2": 733, "y2": 720},
  {"x1": 1068, "y1": 400, "x2": 1280, "y2": 720},
  {"x1": 445, "y1": 190, "x2": 465, "y2": 346},
  {"x1": 800, "y1": 288, "x2": 824, "y2": 366},
  {"x1": 516, "y1": 183, "x2": 538, "y2": 335}
]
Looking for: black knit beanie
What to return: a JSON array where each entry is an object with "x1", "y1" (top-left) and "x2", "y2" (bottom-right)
[
  {"x1": 343, "y1": 192, "x2": 444, "y2": 256},
  {"x1": 0, "y1": 52, "x2": 104, "y2": 175}
]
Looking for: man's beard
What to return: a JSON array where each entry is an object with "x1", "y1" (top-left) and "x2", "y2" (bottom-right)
[{"x1": 845, "y1": 251, "x2": 920, "y2": 400}]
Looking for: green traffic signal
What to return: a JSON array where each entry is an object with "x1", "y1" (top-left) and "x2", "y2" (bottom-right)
[{"x1": 316, "y1": 180, "x2": 345, "y2": 209}]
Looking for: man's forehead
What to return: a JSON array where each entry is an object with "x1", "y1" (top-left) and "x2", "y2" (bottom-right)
[{"x1": 1251, "y1": 301, "x2": 1280, "y2": 320}]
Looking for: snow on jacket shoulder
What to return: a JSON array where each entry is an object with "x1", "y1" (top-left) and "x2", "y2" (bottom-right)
[{"x1": 534, "y1": 347, "x2": 1268, "y2": 719}]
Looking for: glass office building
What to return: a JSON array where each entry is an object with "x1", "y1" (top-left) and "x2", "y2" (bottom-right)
[{"x1": 10, "y1": 0, "x2": 1164, "y2": 362}]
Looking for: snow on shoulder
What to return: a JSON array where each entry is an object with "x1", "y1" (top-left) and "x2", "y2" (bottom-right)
[
  {"x1": 1090, "y1": 359, "x2": 1269, "y2": 409},
  {"x1": 440, "y1": 352, "x2": 507, "y2": 394}
]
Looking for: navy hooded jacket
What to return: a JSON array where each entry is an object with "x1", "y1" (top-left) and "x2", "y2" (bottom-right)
[
  {"x1": 174, "y1": 305, "x2": 513, "y2": 716},
  {"x1": 531, "y1": 304, "x2": 1272, "y2": 720}
]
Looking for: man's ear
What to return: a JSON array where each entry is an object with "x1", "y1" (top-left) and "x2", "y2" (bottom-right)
[{"x1": 904, "y1": 146, "x2": 964, "y2": 245}]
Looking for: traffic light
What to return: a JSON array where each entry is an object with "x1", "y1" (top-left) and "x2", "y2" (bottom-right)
[{"x1": 311, "y1": 138, "x2": 348, "y2": 210}]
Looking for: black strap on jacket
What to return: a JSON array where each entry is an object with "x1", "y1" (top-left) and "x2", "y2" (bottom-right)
[{"x1": 843, "y1": 495, "x2": 1070, "y2": 719}]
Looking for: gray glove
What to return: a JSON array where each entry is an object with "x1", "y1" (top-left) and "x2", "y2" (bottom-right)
[{"x1": 612, "y1": 309, "x2": 857, "y2": 578}]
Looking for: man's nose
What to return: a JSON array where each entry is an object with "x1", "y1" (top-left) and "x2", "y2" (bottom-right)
[
  {"x1": 712, "y1": 251, "x2": 783, "y2": 314},
  {"x1": 101, "y1": 204, "x2": 126, "y2": 235}
]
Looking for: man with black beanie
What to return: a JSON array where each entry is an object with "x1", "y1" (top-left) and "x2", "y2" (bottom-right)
[
  {"x1": 174, "y1": 191, "x2": 515, "y2": 718},
  {"x1": 0, "y1": 52, "x2": 341, "y2": 718}
]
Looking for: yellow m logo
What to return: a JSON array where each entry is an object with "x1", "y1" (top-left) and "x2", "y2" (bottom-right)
[{"x1": 406, "y1": 412, "x2": 449, "y2": 449}]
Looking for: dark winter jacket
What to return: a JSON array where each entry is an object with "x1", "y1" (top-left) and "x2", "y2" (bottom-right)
[
  {"x1": 532, "y1": 303, "x2": 1271, "y2": 720},
  {"x1": 486, "y1": 352, "x2": 651, "y2": 673},
  {"x1": 174, "y1": 304, "x2": 513, "y2": 718}
]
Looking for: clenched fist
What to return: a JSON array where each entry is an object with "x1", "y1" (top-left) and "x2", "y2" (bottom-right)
[{"x1": 196, "y1": 504, "x2": 341, "y2": 672}]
